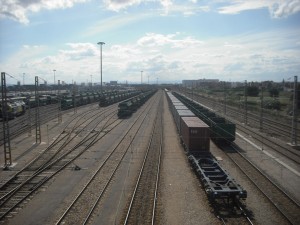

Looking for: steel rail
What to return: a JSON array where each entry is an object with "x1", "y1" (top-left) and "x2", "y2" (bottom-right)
[
  {"x1": 0, "y1": 107, "x2": 120, "y2": 221},
  {"x1": 123, "y1": 94, "x2": 163, "y2": 225},
  {"x1": 55, "y1": 91, "x2": 160, "y2": 225},
  {"x1": 236, "y1": 123, "x2": 300, "y2": 164},
  {"x1": 225, "y1": 143, "x2": 300, "y2": 225},
  {"x1": 0, "y1": 105, "x2": 113, "y2": 191}
]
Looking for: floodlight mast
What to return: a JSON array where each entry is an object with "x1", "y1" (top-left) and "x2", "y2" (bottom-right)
[{"x1": 97, "y1": 42, "x2": 105, "y2": 93}]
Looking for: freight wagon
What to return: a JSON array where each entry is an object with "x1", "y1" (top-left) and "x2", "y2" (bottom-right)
[{"x1": 117, "y1": 90, "x2": 157, "y2": 119}]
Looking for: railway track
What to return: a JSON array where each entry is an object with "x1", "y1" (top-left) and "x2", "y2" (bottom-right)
[
  {"x1": 180, "y1": 91, "x2": 300, "y2": 164},
  {"x1": 0, "y1": 104, "x2": 120, "y2": 222},
  {"x1": 183, "y1": 91, "x2": 300, "y2": 143},
  {"x1": 214, "y1": 199, "x2": 253, "y2": 225},
  {"x1": 122, "y1": 94, "x2": 163, "y2": 225},
  {"x1": 236, "y1": 122, "x2": 300, "y2": 165},
  {"x1": 54, "y1": 91, "x2": 161, "y2": 225},
  {"x1": 0, "y1": 104, "x2": 60, "y2": 144},
  {"x1": 0, "y1": 102, "x2": 94, "y2": 145},
  {"x1": 223, "y1": 144, "x2": 300, "y2": 225}
]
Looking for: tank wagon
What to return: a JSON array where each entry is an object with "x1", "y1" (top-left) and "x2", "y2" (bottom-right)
[
  {"x1": 99, "y1": 90, "x2": 141, "y2": 107},
  {"x1": 117, "y1": 90, "x2": 157, "y2": 118},
  {"x1": 59, "y1": 90, "x2": 141, "y2": 110},
  {"x1": 0, "y1": 100, "x2": 18, "y2": 119},
  {"x1": 173, "y1": 92, "x2": 236, "y2": 144},
  {"x1": 165, "y1": 90, "x2": 247, "y2": 201},
  {"x1": 9, "y1": 97, "x2": 26, "y2": 116}
]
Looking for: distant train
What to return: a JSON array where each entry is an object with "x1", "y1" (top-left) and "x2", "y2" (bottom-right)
[
  {"x1": 166, "y1": 90, "x2": 247, "y2": 201},
  {"x1": 117, "y1": 90, "x2": 157, "y2": 118},
  {"x1": 0, "y1": 97, "x2": 27, "y2": 119},
  {"x1": 0, "y1": 90, "x2": 142, "y2": 120}
]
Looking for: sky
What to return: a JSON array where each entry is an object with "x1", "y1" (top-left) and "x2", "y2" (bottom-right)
[{"x1": 0, "y1": 0, "x2": 300, "y2": 85}]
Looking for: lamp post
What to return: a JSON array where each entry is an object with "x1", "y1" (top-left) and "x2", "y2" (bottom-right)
[
  {"x1": 53, "y1": 70, "x2": 56, "y2": 85},
  {"x1": 53, "y1": 69, "x2": 56, "y2": 93},
  {"x1": 97, "y1": 42, "x2": 105, "y2": 93},
  {"x1": 141, "y1": 70, "x2": 143, "y2": 85}
]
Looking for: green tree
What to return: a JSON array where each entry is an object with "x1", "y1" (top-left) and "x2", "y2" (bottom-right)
[
  {"x1": 269, "y1": 88, "x2": 279, "y2": 97},
  {"x1": 246, "y1": 86, "x2": 259, "y2": 97}
]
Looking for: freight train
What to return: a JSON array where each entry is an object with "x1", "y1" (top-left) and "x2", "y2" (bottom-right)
[
  {"x1": 117, "y1": 90, "x2": 157, "y2": 118},
  {"x1": 59, "y1": 90, "x2": 141, "y2": 110},
  {"x1": 173, "y1": 92, "x2": 236, "y2": 144},
  {"x1": 166, "y1": 90, "x2": 247, "y2": 201},
  {"x1": 0, "y1": 97, "x2": 27, "y2": 119},
  {"x1": 0, "y1": 90, "x2": 141, "y2": 120},
  {"x1": 98, "y1": 90, "x2": 141, "y2": 107}
]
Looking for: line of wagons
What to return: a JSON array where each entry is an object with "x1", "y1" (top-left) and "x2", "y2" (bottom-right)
[
  {"x1": 166, "y1": 90, "x2": 247, "y2": 201},
  {"x1": 117, "y1": 90, "x2": 157, "y2": 118},
  {"x1": 0, "y1": 90, "x2": 141, "y2": 120}
]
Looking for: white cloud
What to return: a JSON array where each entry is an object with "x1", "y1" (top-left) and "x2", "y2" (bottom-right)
[
  {"x1": 0, "y1": 0, "x2": 88, "y2": 24},
  {"x1": 1, "y1": 30, "x2": 299, "y2": 84},
  {"x1": 217, "y1": 0, "x2": 300, "y2": 18},
  {"x1": 103, "y1": 0, "x2": 142, "y2": 11},
  {"x1": 137, "y1": 33, "x2": 204, "y2": 48}
]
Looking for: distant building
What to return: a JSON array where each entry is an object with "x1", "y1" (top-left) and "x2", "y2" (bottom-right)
[
  {"x1": 110, "y1": 81, "x2": 118, "y2": 85},
  {"x1": 182, "y1": 79, "x2": 219, "y2": 87}
]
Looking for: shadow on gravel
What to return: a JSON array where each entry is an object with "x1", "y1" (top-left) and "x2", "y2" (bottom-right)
[{"x1": 14, "y1": 142, "x2": 40, "y2": 161}]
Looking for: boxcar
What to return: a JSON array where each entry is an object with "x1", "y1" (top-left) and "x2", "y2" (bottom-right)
[{"x1": 180, "y1": 116, "x2": 210, "y2": 155}]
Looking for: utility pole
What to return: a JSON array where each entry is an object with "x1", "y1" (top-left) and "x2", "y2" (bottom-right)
[
  {"x1": 244, "y1": 80, "x2": 248, "y2": 125},
  {"x1": 291, "y1": 76, "x2": 298, "y2": 146},
  {"x1": 35, "y1": 76, "x2": 41, "y2": 143},
  {"x1": 58, "y1": 79, "x2": 62, "y2": 123},
  {"x1": 224, "y1": 81, "x2": 227, "y2": 115},
  {"x1": 1, "y1": 72, "x2": 12, "y2": 168},
  {"x1": 260, "y1": 83, "x2": 264, "y2": 132}
]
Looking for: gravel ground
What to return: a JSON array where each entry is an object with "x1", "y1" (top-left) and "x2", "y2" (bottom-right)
[
  {"x1": 157, "y1": 93, "x2": 220, "y2": 225},
  {"x1": 210, "y1": 142, "x2": 290, "y2": 225}
]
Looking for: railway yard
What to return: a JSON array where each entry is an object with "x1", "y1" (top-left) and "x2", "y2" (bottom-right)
[{"x1": 0, "y1": 89, "x2": 299, "y2": 225}]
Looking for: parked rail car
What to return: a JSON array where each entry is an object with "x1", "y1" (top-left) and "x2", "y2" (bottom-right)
[
  {"x1": 9, "y1": 97, "x2": 26, "y2": 116},
  {"x1": 188, "y1": 155, "x2": 247, "y2": 200},
  {"x1": 117, "y1": 101, "x2": 133, "y2": 118},
  {"x1": 165, "y1": 91, "x2": 247, "y2": 201},
  {"x1": 0, "y1": 100, "x2": 18, "y2": 119},
  {"x1": 99, "y1": 94, "x2": 110, "y2": 107},
  {"x1": 117, "y1": 90, "x2": 156, "y2": 119},
  {"x1": 99, "y1": 90, "x2": 141, "y2": 107},
  {"x1": 61, "y1": 96, "x2": 74, "y2": 109},
  {"x1": 173, "y1": 92, "x2": 236, "y2": 144}
]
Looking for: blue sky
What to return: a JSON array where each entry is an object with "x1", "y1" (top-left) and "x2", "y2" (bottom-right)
[{"x1": 1, "y1": 0, "x2": 300, "y2": 85}]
